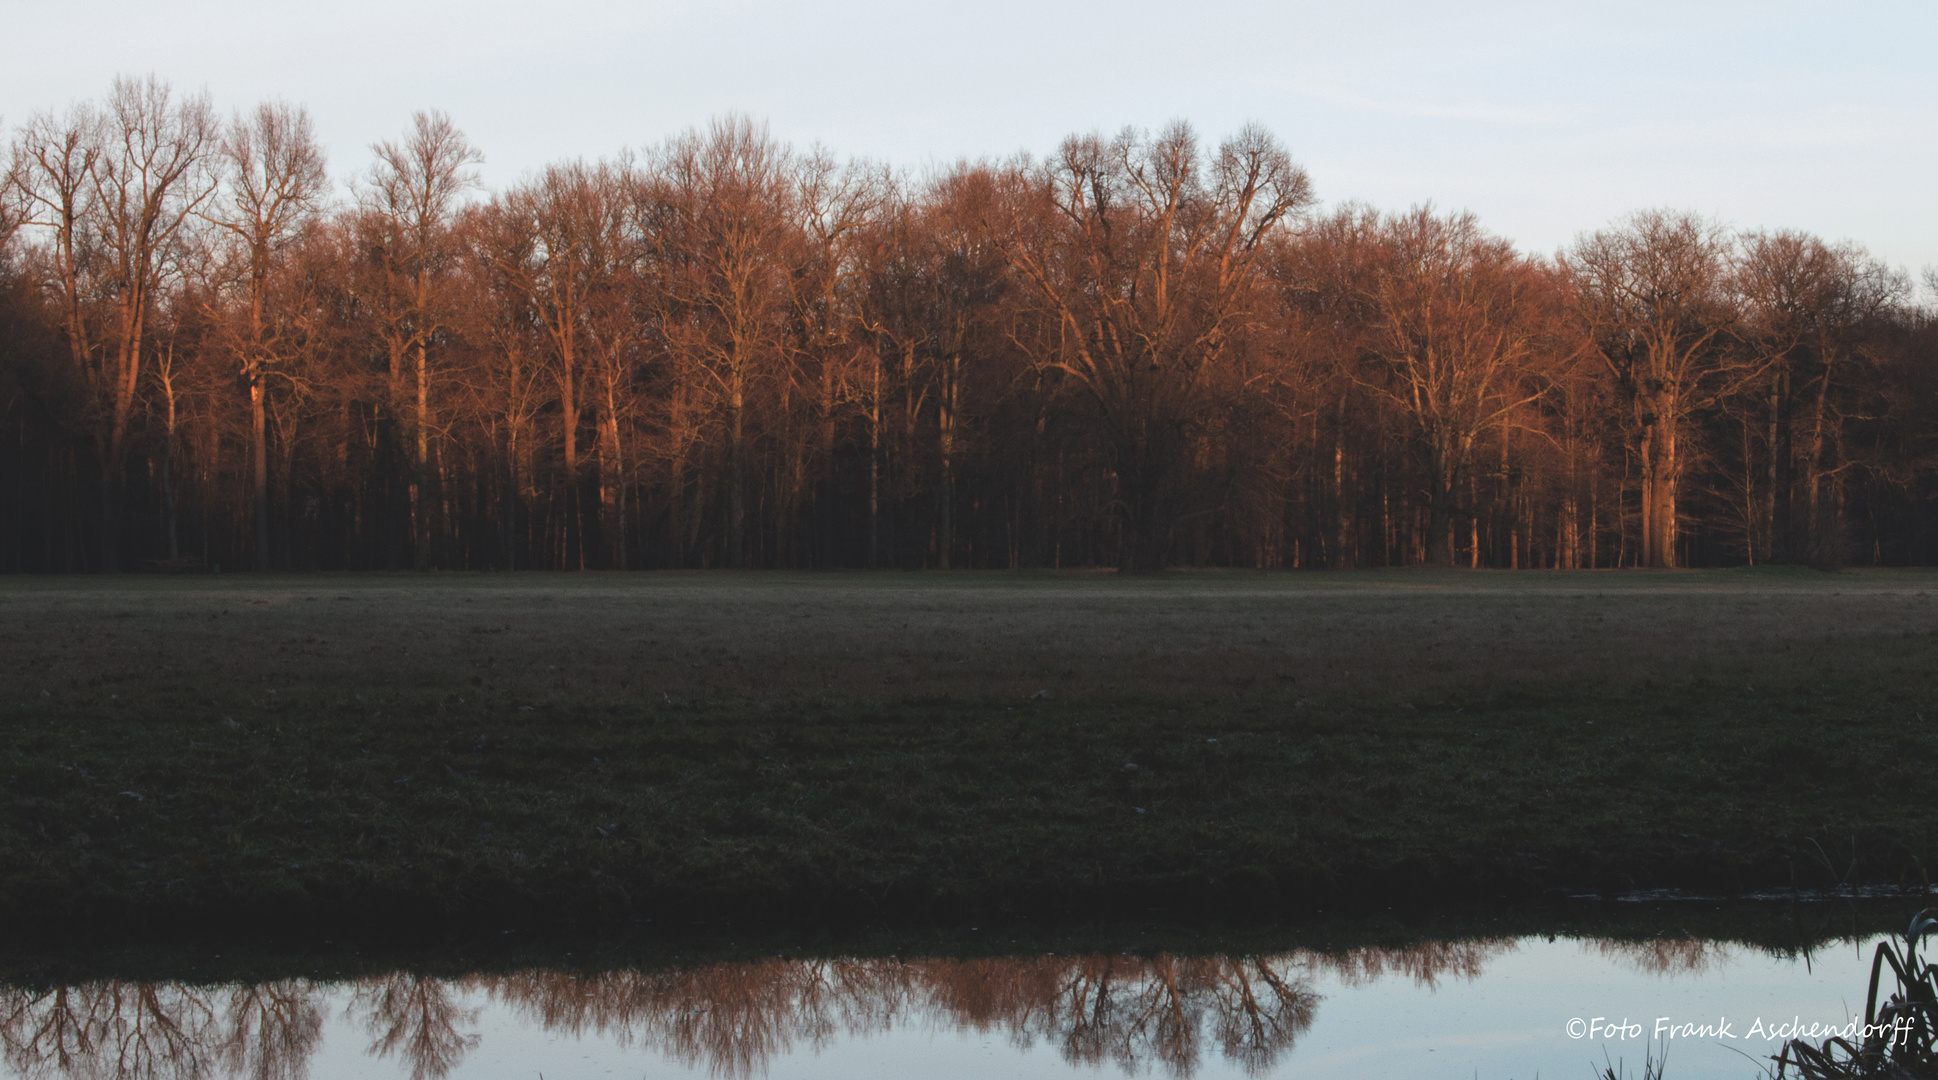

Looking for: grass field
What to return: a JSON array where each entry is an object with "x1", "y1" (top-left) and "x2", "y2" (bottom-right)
[{"x1": 4, "y1": 567, "x2": 1937, "y2": 931}]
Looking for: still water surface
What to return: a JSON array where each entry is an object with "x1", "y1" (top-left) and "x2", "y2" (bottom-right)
[{"x1": 1, "y1": 929, "x2": 1894, "y2": 1079}]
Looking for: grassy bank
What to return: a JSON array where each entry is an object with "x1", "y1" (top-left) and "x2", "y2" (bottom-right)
[
  {"x1": 2, "y1": 893, "x2": 1915, "y2": 990},
  {"x1": 3, "y1": 568, "x2": 1937, "y2": 930}
]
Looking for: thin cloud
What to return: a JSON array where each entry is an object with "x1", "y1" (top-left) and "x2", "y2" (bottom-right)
[{"x1": 1254, "y1": 75, "x2": 1577, "y2": 125}]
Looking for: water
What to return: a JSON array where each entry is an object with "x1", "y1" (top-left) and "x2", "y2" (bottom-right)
[{"x1": 0, "y1": 920, "x2": 1910, "y2": 1079}]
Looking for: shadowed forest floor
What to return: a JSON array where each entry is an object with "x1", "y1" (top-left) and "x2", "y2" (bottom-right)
[{"x1": 3, "y1": 567, "x2": 1937, "y2": 931}]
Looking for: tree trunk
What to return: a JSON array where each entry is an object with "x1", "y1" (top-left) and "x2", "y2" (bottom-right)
[
  {"x1": 503, "y1": 429, "x2": 520, "y2": 571},
  {"x1": 1767, "y1": 373, "x2": 1786, "y2": 562},
  {"x1": 160, "y1": 368, "x2": 180, "y2": 563},
  {"x1": 1425, "y1": 430, "x2": 1457, "y2": 567},
  {"x1": 413, "y1": 341, "x2": 431, "y2": 571},
  {"x1": 727, "y1": 380, "x2": 746, "y2": 569},
  {"x1": 599, "y1": 404, "x2": 626, "y2": 570},
  {"x1": 99, "y1": 467, "x2": 119, "y2": 573},
  {"x1": 1804, "y1": 355, "x2": 1835, "y2": 563},
  {"x1": 1332, "y1": 396, "x2": 1353, "y2": 569},
  {"x1": 867, "y1": 355, "x2": 881, "y2": 570},
  {"x1": 937, "y1": 355, "x2": 958, "y2": 570},
  {"x1": 1641, "y1": 395, "x2": 1679, "y2": 568},
  {"x1": 252, "y1": 375, "x2": 270, "y2": 571}
]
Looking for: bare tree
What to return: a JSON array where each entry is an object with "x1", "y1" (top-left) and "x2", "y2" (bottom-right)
[
  {"x1": 8, "y1": 101, "x2": 104, "y2": 449},
  {"x1": 80, "y1": 77, "x2": 220, "y2": 569},
  {"x1": 791, "y1": 148, "x2": 884, "y2": 567},
  {"x1": 0, "y1": 133, "x2": 24, "y2": 254},
  {"x1": 1004, "y1": 121, "x2": 1314, "y2": 569},
  {"x1": 649, "y1": 115, "x2": 796, "y2": 568},
  {"x1": 1275, "y1": 204, "x2": 1387, "y2": 567},
  {"x1": 358, "y1": 110, "x2": 482, "y2": 569},
  {"x1": 1568, "y1": 210, "x2": 1735, "y2": 568},
  {"x1": 1733, "y1": 231, "x2": 1907, "y2": 564},
  {"x1": 482, "y1": 159, "x2": 643, "y2": 567},
  {"x1": 909, "y1": 165, "x2": 1007, "y2": 569},
  {"x1": 207, "y1": 100, "x2": 330, "y2": 570},
  {"x1": 459, "y1": 216, "x2": 549, "y2": 569},
  {"x1": 5, "y1": 79, "x2": 218, "y2": 569},
  {"x1": 1361, "y1": 207, "x2": 1561, "y2": 565}
]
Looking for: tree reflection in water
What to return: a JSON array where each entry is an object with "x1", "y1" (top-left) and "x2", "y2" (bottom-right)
[
  {"x1": 218, "y1": 981, "x2": 325, "y2": 1080},
  {"x1": 1297, "y1": 938, "x2": 1508, "y2": 990},
  {"x1": 0, "y1": 939, "x2": 1527, "y2": 1080},
  {"x1": 352, "y1": 974, "x2": 478, "y2": 1080},
  {"x1": 0, "y1": 982, "x2": 217, "y2": 1080},
  {"x1": 1589, "y1": 936, "x2": 1735, "y2": 976}
]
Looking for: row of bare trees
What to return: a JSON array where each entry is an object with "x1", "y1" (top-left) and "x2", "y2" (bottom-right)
[
  {"x1": 3, "y1": 942, "x2": 1530, "y2": 1080},
  {"x1": 3, "y1": 78, "x2": 1934, "y2": 572}
]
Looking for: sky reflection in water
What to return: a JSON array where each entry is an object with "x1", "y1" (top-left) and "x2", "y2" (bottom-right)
[{"x1": 0, "y1": 934, "x2": 1886, "y2": 1079}]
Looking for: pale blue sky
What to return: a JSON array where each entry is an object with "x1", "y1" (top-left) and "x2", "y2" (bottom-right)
[{"x1": 8, "y1": 0, "x2": 1933, "y2": 275}]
